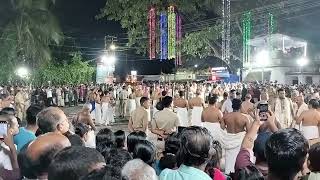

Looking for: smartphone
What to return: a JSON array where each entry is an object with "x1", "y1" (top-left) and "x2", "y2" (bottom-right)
[
  {"x1": 258, "y1": 103, "x2": 268, "y2": 121},
  {"x1": 0, "y1": 121, "x2": 8, "y2": 140}
]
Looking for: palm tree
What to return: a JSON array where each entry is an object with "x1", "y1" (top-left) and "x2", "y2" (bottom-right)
[{"x1": 0, "y1": 0, "x2": 63, "y2": 69}]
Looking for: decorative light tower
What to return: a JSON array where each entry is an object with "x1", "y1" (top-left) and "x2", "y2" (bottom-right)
[{"x1": 222, "y1": 0, "x2": 231, "y2": 64}]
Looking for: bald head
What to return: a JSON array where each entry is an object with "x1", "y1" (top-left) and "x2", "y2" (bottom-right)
[
  {"x1": 26, "y1": 133, "x2": 71, "y2": 178},
  {"x1": 37, "y1": 107, "x2": 69, "y2": 134}
]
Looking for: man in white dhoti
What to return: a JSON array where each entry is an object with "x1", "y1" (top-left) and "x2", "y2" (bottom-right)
[
  {"x1": 189, "y1": 89, "x2": 205, "y2": 126},
  {"x1": 135, "y1": 86, "x2": 143, "y2": 107},
  {"x1": 201, "y1": 95, "x2": 223, "y2": 141},
  {"x1": 272, "y1": 88, "x2": 295, "y2": 128},
  {"x1": 294, "y1": 95, "x2": 309, "y2": 124},
  {"x1": 296, "y1": 99, "x2": 320, "y2": 140},
  {"x1": 241, "y1": 94, "x2": 254, "y2": 117},
  {"x1": 56, "y1": 87, "x2": 63, "y2": 107},
  {"x1": 173, "y1": 91, "x2": 189, "y2": 127},
  {"x1": 221, "y1": 99, "x2": 251, "y2": 174}
]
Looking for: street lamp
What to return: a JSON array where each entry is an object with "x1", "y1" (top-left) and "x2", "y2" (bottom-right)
[
  {"x1": 255, "y1": 50, "x2": 270, "y2": 82},
  {"x1": 297, "y1": 57, "x2": 308, "y2": 67},
  {"x1": 297, "y1": 57, "x2": 309, "y2": 84},
  {"x1": 131, "y1": 70, "x2": 137, "y2": 76},
  {"x1": 109, "y1": 44, "x2": 116, "y2": 50},
  {"x1": 194, "y1": 64, "x2": 198, "y2": 68},
  {"x1": 16, "y1": 67, "x2": 29, "y2": 78},
  {"x1": 101, "y1": 55, "x2": 116, "y2": 65}
]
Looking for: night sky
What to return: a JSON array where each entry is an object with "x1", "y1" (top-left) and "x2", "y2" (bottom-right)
[
  {"x1": 53, "y1": 0, "x2": 172, "y2": 78},
  {"x1": 1, "y1": 0, "x2": 320, "y2": 77}
]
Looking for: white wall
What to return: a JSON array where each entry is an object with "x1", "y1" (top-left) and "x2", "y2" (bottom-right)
[{"x1": 270, "y1": 67, "x2": 288, "y2": 84}]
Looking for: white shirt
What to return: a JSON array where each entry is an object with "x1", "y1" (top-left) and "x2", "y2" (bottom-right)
[
  {"x1": 0, "y1": 143, "x2": 13, "y2": 170},
  {"x1": 46, "y1": 89, "x2": 52, "y2": 98},
  {"x1": 221, "y1": 98, "x2": 233, "y2": 113},
  {"x1": 119, "y1": 90, "x2": 128, "y2": 100}
]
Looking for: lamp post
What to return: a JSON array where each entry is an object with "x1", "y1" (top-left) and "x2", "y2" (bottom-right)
[
  {"x1": 16, "y1": 67, "x2": 29, "y2": 79},
  {"x1": 297, "y1": 57, "x2": 309, "y2": 84}
]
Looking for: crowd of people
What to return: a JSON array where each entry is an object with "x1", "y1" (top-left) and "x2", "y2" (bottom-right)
[{"x1": 0, "y1": 81, "x2": 320, "y2": 180}]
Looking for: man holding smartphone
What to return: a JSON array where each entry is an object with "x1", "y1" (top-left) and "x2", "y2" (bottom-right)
[{"x1": 0, "y1": 115, "x2": 20, "y2": 180}]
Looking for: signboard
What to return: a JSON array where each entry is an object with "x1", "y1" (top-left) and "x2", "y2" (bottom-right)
[
  {"x1": 96, "y1": 63, "x2": 108, "y2": 84},
  {"x1": 210, "y1": 67, "x2": 230, "y2": 79}
]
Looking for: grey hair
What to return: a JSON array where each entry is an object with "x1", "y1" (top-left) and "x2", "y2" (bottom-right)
[
  {"x1": 121, "y1": 159, "x2": 158, "y2": 180},
  {"x1": 83, "y1": 103, "x2": 92, "y2": 111}
]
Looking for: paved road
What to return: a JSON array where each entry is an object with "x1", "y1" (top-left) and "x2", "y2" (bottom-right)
[{"x1": 61, "y1": 105, "x2": 129, "y2": 132}]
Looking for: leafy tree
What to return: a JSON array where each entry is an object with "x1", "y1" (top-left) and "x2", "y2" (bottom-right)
[
  {"x1": 97, "y1": 0, "x2": 218, "y2": 55},
  {"x1": 33, "y1": 52, "x2": 95, "y2": 85},
  {"x1": 0, "y1": 0, "x2": 63, "y2": 69},
  {"x1": 98, "y1": 0, "x2": 283, "y2": 71}
]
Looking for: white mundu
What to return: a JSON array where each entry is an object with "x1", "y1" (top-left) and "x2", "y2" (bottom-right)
[
  {"x1": 301, "y1": 126, "x2": 319, "y2": 140},
  {"x1": 176, "y1": 107, "x2": 189, "y2": 127},
  {"x1": 202, "y1": 122, "x2": 222, "y2": 141},
  {"x1": 221, "y1": 131, "x2": 246, "y2": 174},
  {"x1": 191, "y1": 107, "x2": 203, "y2": 126}
]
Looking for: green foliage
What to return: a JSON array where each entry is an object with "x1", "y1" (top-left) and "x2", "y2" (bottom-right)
[
  {"x1": 97, "y1": 0, "x2": 217, "y2": 56},
  {"x1": 0, "y1": 0, "x2": 63, "y2": 68},
  {"x1": 33, "y1": 52, "x2": 95, "y2": 85},
  {"x1": 183, "y1": 26, "x2": 221, "y2": 58},
  {"x1": 98, "y1": 0, "x2": 283, "y2": 67}
]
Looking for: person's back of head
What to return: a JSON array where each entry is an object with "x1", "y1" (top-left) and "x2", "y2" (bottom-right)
[
  {"x1": 265, "y1": 128, "x2": 308, "y2": 180},
  {"x1": 233, "y1": 165, "x2": 264, "y2": 180},
  {"x1": 177, "y1": 126, "x2": 213, "y2": 167},
  {"x1": 26, "y1": 133, "x2": 71, "y2": 178},
  {"x1": 309, "y1": 99, "x2": 319, "y2": 109},
  {"x1": 26, "y1": 105, "x2": 43, "y2": 126},
  {"x1": 96, "y1": 128, "x2": 115, "y2": 153},
  {"x1": 82, "y1": 103, "x2": 92, "y2": 112},
  {"x1": 37, "y1": 107, "x2": 69, "y2": 134},
  {"x1": 179, "y1": 90, "x2": 184, "y2": 98},
  {"x1": 308, "y1": 142, "x2": 320, "y2": 172},
  {"x1": 121, "y1": 159, "x2": 157, "y2": 180},
  {"x1": 133, "y1": 140, "x2": 156, "y2": 166},
  {"x1": 127, "y1": 131, "x2": 147, "y2": 153},
  {"x1": 162, "y1": 96, "x2": 173, "y2": 108},
  {"x1": 205, "y1": 140, "x2": 223, "y2": 175},
  {"x1": 104, "y1": 148, "x2": 132, "y2": 168},
  {"x1": 74, "y1": 123, "x2": 90, "y2": 139},
  {"x1": 159, "y1": 154, "x2": 176, "y2": 170},
  {"x1": 48, "y1": 146, "x2": 106, "y2": 180},
  {"x1": 66, "y1": 134, "x2": 85, "y2": 146},
  {"x1": 162, "y1": 91, "x2": 167, "y2": 97},
  {"x1": 114, "y1": 130, "x2": 125, "y2": 149},
  {"x1": 223, "y1": 92, "x2": 229, "y2": 99},
  {"x1": 80, "y1": 165, "x2": 120, "y2": 180},
  {"x1": 232, "y1": 99, "x2": 242, "y2": 111},
  {"x1": 0, "y1": 107, "x2": 15, "y2": 116},
  {"x1": 205, "y1": 140, "x2": 223, "y2": 179},
  {"x1": 208, "y1": 95, "x2": 218, "y2": 105},
  {"x1": 164, "y1": 133, "x2": 180, "y2": 155}
]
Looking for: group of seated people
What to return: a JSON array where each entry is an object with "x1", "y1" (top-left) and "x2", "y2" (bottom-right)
[{"x1": 0, "y1": 103, "x2": 320, "y2": 180}]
